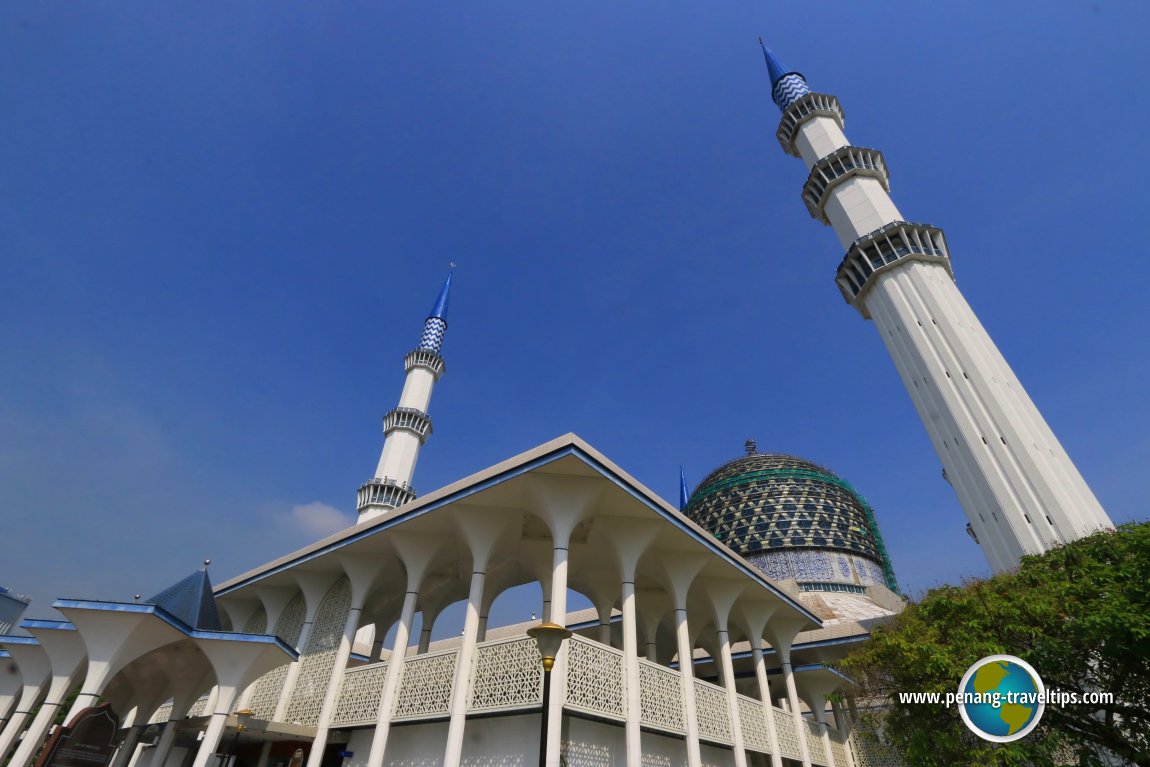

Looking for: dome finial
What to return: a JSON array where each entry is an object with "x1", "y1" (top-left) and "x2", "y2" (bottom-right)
[{"x1": 744, "y1": 438, "x2": 758, "y2": 456}]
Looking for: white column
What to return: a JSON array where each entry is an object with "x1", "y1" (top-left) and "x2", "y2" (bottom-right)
[
  {"x1": 304, "y1": 603, "x2": 363, "y2": 767},
  {"x1": 620, "y1": 579, "x2": 641, "y2": 767},
  {"x1": 779, "y1": 651, "x2": 812, "y2": 767},
  {"x1": 6, "y1": 645, "x2": 85, "y2": 767},
  {"x1": 716, "y1": 626, "x2": 748, "y2": 767},
  {"x1": 365, "y1": 591, "x2": 416, "y2": 767},
  {"x1": 673, "y1": 607, "x2": 703, "y2": 767},
  {"x1": 750, "y1": 637, "x2": 784, "y2": 767},
  {"x1": 544, "y1": 544, "x2": 569, "y2": 767},
  {"x1": 442, "y1": 568, "x2": 486, "y2": 767}
]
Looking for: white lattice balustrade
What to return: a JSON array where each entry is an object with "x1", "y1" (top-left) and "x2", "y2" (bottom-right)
[
  {"x1": 391, "y1": 648, "x2": 458, "y2": 720},
  {"x1": 805, "y1": 719, "x2": 828, "y2": 765},
  {"x1": 637, "y1": 660, "x2": 684, "y2": 734},
  {"x1": 850, "y1": 723, "x2": 906, "y2": 767},
  {"x1": 564, "y1": 636, "x2": 625, "y2": 720},
  {"x1": 828, "y1": 727, "x2": 850, "y2": 767},
  {"x1": 468, "y1": 636, "x2": 543, "y2": 713},
  {"x1": 772, "y1": 706, "x2": 803, "y2": 761},
  {"x1": 692, "y1": 678, "x2": 732, "y2": 745},
  {"x1": 736, "y1": 694, "x2": 772, "y2": 754},
  {"x1": 331, "y1": 661, "x2": 389, "y2": 727}
]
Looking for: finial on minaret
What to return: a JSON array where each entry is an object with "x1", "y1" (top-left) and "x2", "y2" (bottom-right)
[
  {"x1": 745, "y1": 438, "x2": 758, "y2": 456},
  {"x1": 418, "y1": 269, "x2": 453, "y2": 353},
  {"x1": 757, "y1": 39, "x2": 811, "y2": 112},
  {"x1": 679, "y1": 466, "x2": 690, "y2": 511}
]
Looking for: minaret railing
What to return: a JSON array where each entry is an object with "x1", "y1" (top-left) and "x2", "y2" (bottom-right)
[
  {"x1": 802, "y1": 146, "x2": 889, "y2": 223},
  {"x1": 356, "y1": 478, "x2": 417, "y2": 513},
  {"x1": 835, "y1": 221, "x2": 952, "y2": 314},
  {"x1": 382, "y1": 407, "x2": 433, "y2": 442},
  {"x1": 404, "y1": 349, "x2": 446, "y2": 379},
  {"x1": 777, "y1": 92, "x2": 845, "y2": 157}
]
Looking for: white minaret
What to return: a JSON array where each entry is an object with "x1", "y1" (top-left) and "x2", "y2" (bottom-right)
[
  {"x1": 760, "y1": 42, "x2": 1113, "y2": 571},
  {"x1": 356, "y1": 270, "x2": 452, "y2": 521}
]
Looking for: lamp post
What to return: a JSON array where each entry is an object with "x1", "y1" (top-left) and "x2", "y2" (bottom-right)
[
  {"x1": 527, "y1": 623, "x2": 571, "y2": 767},
  {"x1": 221, "y1": 709, "x2": 253, "y2": 767}
]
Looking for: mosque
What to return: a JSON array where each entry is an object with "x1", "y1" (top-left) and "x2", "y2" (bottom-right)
[{"x1": 0, "y1": 40, "x2": 1112, "y2": 767}]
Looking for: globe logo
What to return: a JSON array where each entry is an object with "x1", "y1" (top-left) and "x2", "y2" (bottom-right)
[{"x1": 957, "y1": 654, "x2": 1045, "y2": 742}]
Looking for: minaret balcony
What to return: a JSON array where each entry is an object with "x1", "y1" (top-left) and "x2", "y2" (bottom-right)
[
  {"x1": 835, "y1": 221, "x2": 952, "y2": 316},
  {"x1": 776, "y1": 92, "x2": 844, "y2": 158},
  {"x1": 801, "y1": 146, "x2": 889, "y2": 224},
  {"x1": 383, "y1": 407, "x2": 433, "y2": 443},
  {"x1": 404, "y1": 349, "x2": 446, "y2": 379},
  {"x1": 357, "y1": 478, "x2": 417, "y2": 513}
]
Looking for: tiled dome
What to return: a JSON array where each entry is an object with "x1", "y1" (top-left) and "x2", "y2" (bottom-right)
[{"x1": 684, "y1": 449, "x2": 898, "y2": 592}]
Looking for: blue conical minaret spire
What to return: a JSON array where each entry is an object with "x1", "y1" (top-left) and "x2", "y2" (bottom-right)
[
  {"x1": 758, "y1": 38, "x2": 811, "y2": 112},
  {"x1": 679, "y1": 466, "x2": 690, "y2": 512},
  {"x1": 418, "y1": 267, "x2": 453, "y2": 353}
]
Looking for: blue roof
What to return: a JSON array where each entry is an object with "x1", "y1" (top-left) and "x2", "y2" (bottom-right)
[
  {"x1": 759, "y1": 39, "x2": 789, "y2": 86},
  {"x1": 428, "y1": 270, "x2": 453, "y2": 321},
  {"x1": 146, "y1": 569, "x2": 223, "y2": 631}
]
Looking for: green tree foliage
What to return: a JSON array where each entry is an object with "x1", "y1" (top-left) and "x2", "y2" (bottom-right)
[{"x1": 841, "y1": 522, "x2": 1150, "y2": 766}]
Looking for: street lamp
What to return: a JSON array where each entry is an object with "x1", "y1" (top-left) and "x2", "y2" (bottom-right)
[
  {"x1": 222, "y1": 709, "x2": 253, "y2": 767},
  {"x1": 527, "y1": 622, "x2": 571, "y2": 767}
]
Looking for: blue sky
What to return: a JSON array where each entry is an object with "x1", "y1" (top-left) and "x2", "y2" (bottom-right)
[{"x1": 2, "y1": 2, "x2": 1147, "y2": 627}]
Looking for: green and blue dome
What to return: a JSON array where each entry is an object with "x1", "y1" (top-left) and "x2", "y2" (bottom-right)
[{"x1": 684, "y1": 448, "x2": 898, "y2": 593}]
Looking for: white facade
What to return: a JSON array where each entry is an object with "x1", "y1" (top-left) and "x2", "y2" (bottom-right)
[{"x1": 774, "y1": 87, "x2": 1113, "y2": 571}]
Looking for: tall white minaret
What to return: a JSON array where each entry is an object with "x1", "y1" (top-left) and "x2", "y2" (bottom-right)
[
  {"x1": 356, "y1": 270, "x2": 452, "y2": 521},
  {"x1": 759, "y1": 42, "x2": 1113, "y2": 571}
]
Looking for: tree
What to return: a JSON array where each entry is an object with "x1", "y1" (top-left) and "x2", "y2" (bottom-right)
[{"x1": 841, "y1": 522, "x2": 1150, "y2": 766}]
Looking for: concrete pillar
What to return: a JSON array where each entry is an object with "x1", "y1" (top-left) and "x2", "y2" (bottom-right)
[
  {"x1": 273, "y1": 573, "x2": 339, "y2": 723},
  {"x1": 0, "y1": 640, "x2": 51, "y2": 764},
  {"x1": 442, "y1": 507, "x2": 519, "y2": 767},
  {"x1": 7, "y1": 624, "x2": 87, "y2": 767},
  {"x1": 749, "y1": 637, "x2": 783, "y2": 767},
  {"x1": 366, "y1": 534, "x2": 440, "y2": 767}
]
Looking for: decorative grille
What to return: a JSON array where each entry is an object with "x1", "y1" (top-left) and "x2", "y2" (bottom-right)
[
  {"x1": 850, "y1": 722, "x2": 906, "y2": 767},
  {"x1": 564, "y1": 636, "x2": 625, "y2": 720},
  {"x1": 242, "y1": 606, "x2": 267, "y2": 634},
  {"x1": 331, "y1": 661, "x2": 388, "y2": 727},
  {"x1": 247, "y1": 593, "x2": 306, "y2": 720},
  {"x1": 772, "y1": 707, "x2": 803, "y2": 761},
  {"x1": 187, "y1": 694, "x2": 209, "y2": 717},
  {"x1": 693, "y1": 678, "x2": 732, "y2": 745},
  {"x1": 805, "y1": 719, "x2": 828, "y2": 765},
  {"x1": 637, "y1": 660, "x2": 684, "y2": 734},
  {"x1": 468, "y1": 637, "x2": 542, "y2": 713},
  {"x1": 286, "y1": 578, "x2": 352, "y2": 726},
  {"x1": 391, "y1": 649, "x2": 458, "y2": 720},
  {"x1": 148, "y1": 702, "x2": 173, "y2": 725},
  {"x1": 828, "y1": 728, "x2": 850, "y2": 767},
  {"x1": 736, "y1": 694, "x2": 771, "y2": 754}
]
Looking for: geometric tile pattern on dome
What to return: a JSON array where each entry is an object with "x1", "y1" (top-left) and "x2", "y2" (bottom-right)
[{"x1": 684, "y1": 452, "x2": 899, "y2": 592}]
